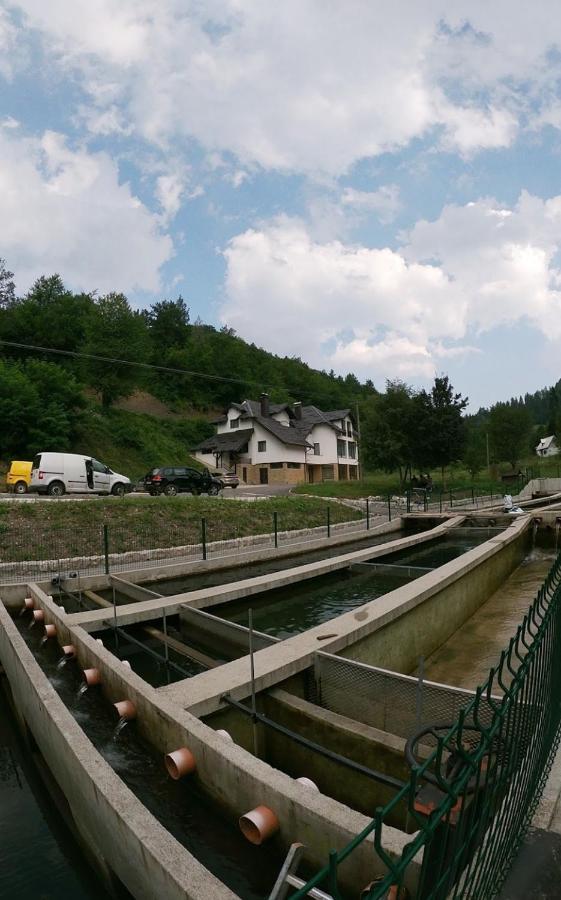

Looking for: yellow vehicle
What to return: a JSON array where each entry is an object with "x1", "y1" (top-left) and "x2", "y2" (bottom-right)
[{"x1": 6, "y1": 460, "x2": 33, "y2": 494}]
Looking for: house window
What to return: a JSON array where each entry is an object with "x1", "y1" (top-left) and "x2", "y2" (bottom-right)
[
  {"x1": 230, "y1": 417, "x2": 240, "y2": 429},
  {"x1": 287, "y1": 463, "x2": 301, "y2": 469},
  {"x1": 258, "y1": 440, "x2": 267, "y2": 452},
  {"x1": 337, "y1": 440, "x2": 347, "y2": 457},
  {"x1": 270, "y1": 462, "x2": 283, "y2": 469},
  {"x1": 347, "y1": 421, "x2": 353, "y2": 437},
  {"x1": 313, "y1": 443, "x2": 321, "y2": 455},
  {"x1": 348, "y1": 442, "x2": 356, "y2": 459}
]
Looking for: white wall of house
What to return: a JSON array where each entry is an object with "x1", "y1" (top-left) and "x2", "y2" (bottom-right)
[
  {"x1": 216, "y1": 406, "x2": 243, "y2": 434},
  {"x1": 305, "y1": 423, "x2": 338, "y2": 465},
  {"x1": 248, "y1": 422, "x2": 305, "y2": 464},
  {"x1": 271, "y1": 410, "x2": 290, "y2": 426}
]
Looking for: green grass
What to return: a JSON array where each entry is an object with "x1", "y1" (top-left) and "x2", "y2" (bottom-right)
[
  {"x1": 293, "y1": 455, "x2": 561, "y2": 499},
  {"x1": 0, "y1": 495, "x2": 362, "y2": 561}
]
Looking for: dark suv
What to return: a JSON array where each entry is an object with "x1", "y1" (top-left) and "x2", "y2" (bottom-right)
[{"x1": 145, "y1": 467, "x2": 222, "y2": 497}]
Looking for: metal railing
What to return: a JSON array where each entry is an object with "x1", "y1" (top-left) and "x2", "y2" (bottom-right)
[
  {"x1": 0, "y1": 505, "x2": 375, "y2": 583},
  {"x1": 292, "y1": 551, "x2": 561, "y2": 899}
]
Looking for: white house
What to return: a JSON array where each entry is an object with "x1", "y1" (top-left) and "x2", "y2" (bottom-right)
[
  {"x1": 193, "y1": 394, "x2": 359, "y2": 485},
  {"x1": 536, "y1": 435, "x2": 560, "y2": 457}
]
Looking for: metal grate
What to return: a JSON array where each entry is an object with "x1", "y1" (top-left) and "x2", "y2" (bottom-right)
[{"x1": 309, "y1": 652, "x2": 498, "y2": 740}]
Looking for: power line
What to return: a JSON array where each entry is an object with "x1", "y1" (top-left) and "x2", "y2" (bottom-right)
[
  {"x1": 0, "y1": 339, "x2": 365, "y2": 405},
  {"x1": 0, "y1": 339, "x2": 270, "y2": 390}
]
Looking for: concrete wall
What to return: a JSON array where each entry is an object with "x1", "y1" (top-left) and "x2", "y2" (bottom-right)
[
  {"x1": 14, "y1": 585, "x2": 416, "y2": 896},
  {"x1": 340, "y1": 520, "x2": 529, "y2": 674},
  {"x1": 0, "y1": 603, "x2": 235, "y2": 900}
]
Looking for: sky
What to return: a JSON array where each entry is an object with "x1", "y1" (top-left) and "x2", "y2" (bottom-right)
[{"x1": 2, "y1": 2, "x2": 561, "y2": 410}]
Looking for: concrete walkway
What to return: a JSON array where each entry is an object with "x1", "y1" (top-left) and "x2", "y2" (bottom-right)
[{"x1": 420, "y1": 550, "x2": 555, "y2": 690}]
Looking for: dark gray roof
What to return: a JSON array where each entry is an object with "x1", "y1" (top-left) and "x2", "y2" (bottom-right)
[
  {"x1": 235, "y1": 399, "x2": 290, "y2": 418},
  {"x1": 194, "y1": 429, "x2": 253, "y2": 453},
  {"x1": 254, "y1": 416, "x2": 312, "y2": 447}
]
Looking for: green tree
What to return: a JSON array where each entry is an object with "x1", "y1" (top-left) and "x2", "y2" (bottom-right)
[
  {"x1": 462, "y1": 423, "x2": 487, "y2": 479},
  {"x1": 81, "y1": 293, "x2": 150, "y2": 407},
  {"x1": 488, "y1": 402, "x2": 533, "y2": 470},
  {"x1": 0, "y1": 358, "x2": 84, "y2": 457},
  {"x1": 0, "y1": 258, "x2": 15, "y2": 308},
  {"x1": 417, "y1": 376, "x2": 468, "y2": 480},
  {"x1": 361, "y1": 380, "x2": 418, "y2": 487}
]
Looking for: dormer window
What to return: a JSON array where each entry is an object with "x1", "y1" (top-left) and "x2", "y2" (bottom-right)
[{"x1": 230, "y1": 417, "x2": 240, "y2": 429}]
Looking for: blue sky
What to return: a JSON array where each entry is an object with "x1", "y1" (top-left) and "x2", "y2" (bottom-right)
[{"x1": 2, "y1": 2, "x2": 561, "y2": 410}]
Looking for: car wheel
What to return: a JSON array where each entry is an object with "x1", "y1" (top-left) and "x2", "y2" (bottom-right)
[
  {"x1": 47, "y1": 481, "x2": 65, "y2": 497},
  {"x1": 231, "y1": 484, "x2": 238, "y2": 489},
  {"x1": 14, "y1": 481, "x2": 28, "y2": 494},
  {"x1": 111, "y1": 483, "x2": 125, "y2": 496},
  {"x1": 208, "y1": 484, "x2": 220, "y2": 496},
  {"x1": 164, "y1": 483, "x2": 178, "y2": 497}
]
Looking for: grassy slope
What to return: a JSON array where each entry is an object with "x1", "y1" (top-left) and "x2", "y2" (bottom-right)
[
  {"x1": 0, "y1": 495, "x2": 361, "y2": 561},
  {"x1": 0, "y1": 404, "x2": 211, "y2": 484}
]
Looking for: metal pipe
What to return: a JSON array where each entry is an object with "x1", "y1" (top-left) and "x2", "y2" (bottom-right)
[{"x1": 222, "y1": 695, "x2": 405, "y2": 791}]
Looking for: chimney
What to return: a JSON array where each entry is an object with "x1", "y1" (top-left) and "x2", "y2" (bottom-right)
[
  {"x1": 260, "y1": 392, "x2": 270, "y2": 417},
  {"x1": 293, "y1": 401, "x2": 302, "y2": 420}
]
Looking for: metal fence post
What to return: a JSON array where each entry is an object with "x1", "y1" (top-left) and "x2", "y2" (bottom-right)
[
  {"x1": 327, "y1": 505, "x2": 331, "y2": 538},
  {"x1": 439, "y1": 490, "x2": 442, "y2": 514},
  {"x1": 471, "y1": 486, "x2": 475, "y2": 505},
  {"x1": 366, "y1": 497, "x2": 371, "y2": 529},
  {"x1": 273, "y1": 511, "x2": 278, "y2": 549},
  {"x1": 103, "y1": 524, "x2": 110, "y2": 575},
  {"x1": 449, "y1": 490, "x2": 453, "y2": 509},
  {"x1": 201, "y1": 518, "x2": 207, "y2": 561},
  {"x1": 406, "y1": 490, "x2": 411, "y2": 513},
  {"x1": 424, "y1": 491, "x2": 428, "y2": 513}
]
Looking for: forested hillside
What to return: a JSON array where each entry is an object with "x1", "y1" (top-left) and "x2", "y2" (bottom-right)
[{"x1": 0, "y1": 260, "x2": 374, "y2": 463}]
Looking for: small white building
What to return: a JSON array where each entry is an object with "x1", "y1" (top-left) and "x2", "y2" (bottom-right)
[
  {"x1": 193, "y1": 394, "x2": 359, "y2": 485},
  {"x1": 536, "y1": 435, "x2": 560, "y2": 457}
]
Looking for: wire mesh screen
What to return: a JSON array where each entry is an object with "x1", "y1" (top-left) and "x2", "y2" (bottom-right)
[{"x1": 310, "y1": 652, "x2": 498, "y2": 740}]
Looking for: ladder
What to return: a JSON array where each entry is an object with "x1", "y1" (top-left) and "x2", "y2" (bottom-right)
[
  {"x1": 268, "y1": 843, "x2": 334, "y2": 900},
  {"x1": 268, "y1": 843, "x2": 406, "y2": 900}
]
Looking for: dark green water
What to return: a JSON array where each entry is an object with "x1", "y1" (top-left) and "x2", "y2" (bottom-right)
[
  {"x1": 13, "y1": 617, "x2": 281, "y2": 899},
  {"x1": 216, "y1": 528, "x2": 500, "y2": 639},
  {"x1": 0, "y1": 686, "x2": 109, "y2": 900}
]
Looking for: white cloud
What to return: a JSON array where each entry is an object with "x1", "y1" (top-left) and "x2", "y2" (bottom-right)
[
  {"x1": 220, "y1": 191, "x2": 561, "y2": 380},
  {"x1": 0, "y1": 128, "x2": 173, "y2": 294},
  {"x1": 9, "y1": 1, "x2": 561, "y2": 174},
  {"x1": 341, "y1": 185, "x2": 401, "y2": 224}
]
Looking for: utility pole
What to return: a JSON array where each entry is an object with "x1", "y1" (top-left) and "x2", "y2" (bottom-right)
[
  {"x1": 486, "y1": 432, "x2": 490, "y2": 468},
  {"x1": 355, "y1": 400, "x2": 362, "y2": 481}
]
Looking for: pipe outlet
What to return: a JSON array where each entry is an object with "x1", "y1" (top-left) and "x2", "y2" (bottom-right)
[
  {"x1": 44, "y1": 624, "x2": 57, "y2": 639},
  {"x1": 62, "y1": 644, "x2": 76, "y2": 657},
  {"x1": 165, "y1": 748, "x2": 196, "y2": 780},
  {"x1": 239, "y1": 805, "x2": 279, "y2": 845},
  {"x1": 32, "y1": 609, "x2": 45, "y2": 623},
  {"x1": 23, "y1": 598, "x2": 34, "y2": 610},
  {"x1": 295, "y1": 776, "x2": 319, "y2": 792},
  {"x1": 114, "y1": 700, "x2": 137, "y2": 721},
  {"x1": 82, "y1": 667, "x2": 102, "y2": 686}
]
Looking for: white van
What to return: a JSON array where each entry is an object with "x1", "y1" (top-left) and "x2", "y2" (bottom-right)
[{"x1": 30, "y1": 453, "x2": 131, "y2": 497}]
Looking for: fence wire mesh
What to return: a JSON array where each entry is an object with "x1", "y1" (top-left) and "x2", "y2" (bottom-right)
[
  {"x1": 293, "y1": 551, "x2": 561, "y2": 900},
  {"x1": 308, "y1": 653, "x2": 498, "y2": 740}
]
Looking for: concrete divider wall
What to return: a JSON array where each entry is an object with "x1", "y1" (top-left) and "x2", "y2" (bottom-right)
[
  {"x1": 20, "y1": 585, "x2": 418, "y2": 897},
  {"x1": 0, "y1": 602, "x2": 236, "y2": 900},
  {"x1": 341, "y1": 516, "x2": 530, "y2": 673}
]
